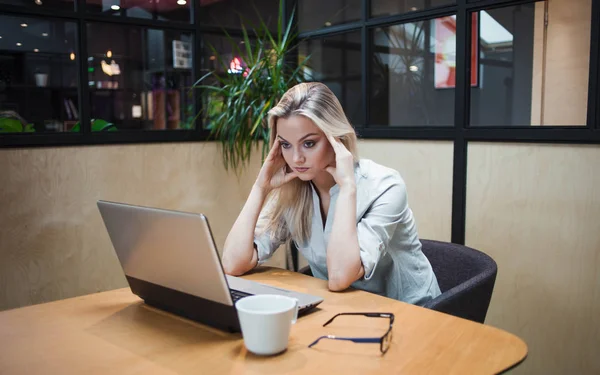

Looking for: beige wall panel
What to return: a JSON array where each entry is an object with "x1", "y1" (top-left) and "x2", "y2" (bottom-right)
[
  {"x1": 358, "y1": 140, "x2": 453, "y2": 242},
  {"x1": 0, "y1": 143, "x2": 288, "y2": 311},
  {"x1": 466, "y1": 143, "x2": 600, "y2": 375}
]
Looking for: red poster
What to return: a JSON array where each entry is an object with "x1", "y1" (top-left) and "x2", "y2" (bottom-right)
[{"x1": 434, "y1": 14, "x2": 479, "y2": 89}]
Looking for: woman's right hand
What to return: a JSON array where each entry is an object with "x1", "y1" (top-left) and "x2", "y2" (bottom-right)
[{"x1": 255, "y1": 138, "x2": 298, "y2": 192}]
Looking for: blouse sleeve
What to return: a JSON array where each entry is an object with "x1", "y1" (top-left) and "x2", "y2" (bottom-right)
[
  {"x1": 356, "y1": 180, "x2": 409, "y2": 280},
  {"x1": 253, "y1": 202, "x2": 290, "y2": 265}
]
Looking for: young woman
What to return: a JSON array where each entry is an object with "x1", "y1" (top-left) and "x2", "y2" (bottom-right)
[{"x1": 222, "y1": 82, "x2": 440, "y2": 305}]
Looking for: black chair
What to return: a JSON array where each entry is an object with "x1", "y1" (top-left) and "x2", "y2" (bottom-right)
[
  {"x1": 420, "y1": 239, "x2": 497, "y2": 323},
  {"x1": 297, "y1": 239, "x2": 497, "y2": 324}
]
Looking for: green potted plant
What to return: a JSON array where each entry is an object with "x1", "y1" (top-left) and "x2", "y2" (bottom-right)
[{"x1": 193, "y1": 0, "x2": 310, "y2": 172}]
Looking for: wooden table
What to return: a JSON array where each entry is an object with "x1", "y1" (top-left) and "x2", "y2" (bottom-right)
[{"x1": 0, "y1": 267, "x2": 527, "y2": 374}]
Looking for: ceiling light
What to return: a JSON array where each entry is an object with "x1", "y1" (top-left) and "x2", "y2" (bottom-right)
[
  {"x1": 0, "y1": 36, "x2": 2, "y2": 39},
  {"x1": 42, "y1": 32, "x2": 48, "y2": 37},
  {"x1": 110, "y1": 5, "x2": 120, "y2": 11},
  {"x1": 177, "y1": 0, "x2": 187, "y2": 5},
  {"x1": 410, "y1": 7, "x2": 418, "y2": 11},
  {"x1": 21, "y1": 23, "x2": 28, "y2": 28},
  {"x1": 34, "y1": 48, "x2": 39, "y2": 52},
  {"x1": 70, "y1": 52, "x2": 75, "y2": 60},
  {"x1": 35, "y1": 0, "x2": 42, "y2": 5},
  {"x1": 324, "y1": 21, "x2": 332, "y2": 27},
  {"x1": 16, "y1": 43, "x2": 22, "y2": 46},
  {"x1": 409, "y1": 65, "x2": 418, "y2": 72},
  {"x1": 106, "y1": 50, "x2": 112, "y2": 58}
]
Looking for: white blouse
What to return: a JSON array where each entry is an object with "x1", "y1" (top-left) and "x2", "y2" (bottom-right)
[{"x1": 254, "y1": 159, "x2": 441, "y2": 306}]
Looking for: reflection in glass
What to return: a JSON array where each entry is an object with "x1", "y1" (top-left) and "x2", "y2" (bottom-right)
[
  {"x1": 299, "y1": 32, "x2": 363, "y2": 125},
  {"x1": 199, "y1": 34, "x2": 247, "y2": 130},
  {"x1": 370, "y1": 18, "x2": 455, "y2": 126},
  {"x1": 371, "y1": 0, "x2": 455, "y2": 18},
  {"x1": 87, "y1": 23, "x2": 194, "y2": 130},
  {"x1": 0, "y1": 15, "x2": 78, "y2": 133},
  {"x1": 199, "y1": 0, "x2": 278, "y2": 29},
  {"x1": 0, "y1": 0, "x2": 74, "y2": 11},
  {"x1": 470, "y1": 2, "x2": 589, "y2": 126},
  {"x1": 298, "y1": 0, "x2": 361, "y2": 32},
  {"x1": 86, "y1": 0, "x2": 191, "y2": 23}
]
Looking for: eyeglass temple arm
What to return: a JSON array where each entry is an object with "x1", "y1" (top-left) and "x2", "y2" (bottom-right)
[
  {"x1": 308, "y1": 335, "x2": 381, "y2": 348},
  {"x1": 323, "y1": 312, "x2": 394, "y2": 326}
]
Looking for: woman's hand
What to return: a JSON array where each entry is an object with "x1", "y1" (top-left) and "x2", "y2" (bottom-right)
[
  {"x1": 325, "y1": 135, "x2": 355, "y2": 188},
  {"x1": 254, "y1": 138, "x2": 298, "y2": 192}
]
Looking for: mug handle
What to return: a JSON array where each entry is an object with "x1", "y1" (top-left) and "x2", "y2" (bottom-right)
[{"x1": 291, "y1": 299, "x2": 299, "y2": 324}]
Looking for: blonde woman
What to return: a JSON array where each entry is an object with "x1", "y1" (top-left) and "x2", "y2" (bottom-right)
[{"x1": 222, "y1": 82, "x2": 440, "y2": 305}]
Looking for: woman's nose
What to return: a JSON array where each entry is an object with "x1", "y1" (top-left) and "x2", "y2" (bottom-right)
[{"x1": 293, "y1": 149, "x2": 305, "y2": 164}]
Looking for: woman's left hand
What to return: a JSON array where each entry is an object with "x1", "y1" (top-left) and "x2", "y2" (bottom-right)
[{"x1": 325, "y1": 134, "x2": 355, "y2": 188}]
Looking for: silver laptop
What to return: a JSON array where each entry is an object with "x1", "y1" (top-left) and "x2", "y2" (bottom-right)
[{"x1": 97, "y1": 200, "x2": 323, "y2": 332}]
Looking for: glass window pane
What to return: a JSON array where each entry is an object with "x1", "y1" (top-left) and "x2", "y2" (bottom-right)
[
  {"x1": 86, "y1": 0, "x2": 191, "y2": 23},
  {"x1": 201, "y1": 34, "x2": 245, "y2": 77},
  {"x1": 199, "y1": 0, "x2": 279, "y2": 29},
  {"x1": 200, "y1": 34, "x2": 249, "y2": 130},
  {"x1": 87, "y1": 23, "x2": 194, "y2": 130},
  {"x1": 299, "y1": 0, "x2": 361, "y2": 32},
  {"x1": 470, "y1": 1, "x2": 590, "y2": 126},
  {"x1": 0, "y1": 15, "x2": 79, "y2": 133},
  {"x1": 369, "y1": 17, "x2": 455, "y2": 126},
  {"x1": 299, "y1": 32, "x2": 363, "y2": 126},
  {"x1": 0, "y1": 0, "x2": 74, "y2": 11},
  {"x1": 371, "y1": 0, "x2": 455, "y2": 18}
]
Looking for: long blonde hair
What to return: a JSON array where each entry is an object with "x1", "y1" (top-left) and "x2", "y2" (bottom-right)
[{"x1": 261, "y1": 82, "x2": 359, "y2": 246}]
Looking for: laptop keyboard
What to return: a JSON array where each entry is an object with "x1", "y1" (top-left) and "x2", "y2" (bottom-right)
[{"x1": 230, "y1": 289, "x2": 252, "y2": 302}]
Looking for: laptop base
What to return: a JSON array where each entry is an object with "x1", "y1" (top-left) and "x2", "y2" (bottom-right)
[{"x1": 127, "y1": 276, "x2": 241, "y2": 333}]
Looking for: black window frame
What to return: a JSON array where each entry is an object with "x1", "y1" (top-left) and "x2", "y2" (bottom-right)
[
  {"x1": 0, "y1": 0, "x2": 277, "y2": 147},
  {"x1": 1, "y1": 0, "x2": 599, "y2": 251},
  {"x1": 291, "y1": 0, "x2": 600, "y2": 259}
]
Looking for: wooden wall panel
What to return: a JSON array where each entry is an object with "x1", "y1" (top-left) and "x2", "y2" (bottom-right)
[
  {"x1": 466, "y1": 143, "x2": 600, "y2": 374},
  {"x1": 358, "y1": 140, "x2": 453, "y2": 241},
  {"x1": 0, "y1": 140, "x2": 452, "y2": 309},
  {"x1": 0, "y1": 143, "x2": 288, "y2": 311}
]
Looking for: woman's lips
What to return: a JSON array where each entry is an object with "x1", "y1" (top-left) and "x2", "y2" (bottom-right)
[{"x1": 295, "y1": 167, "x2": 309, "y2": 173}]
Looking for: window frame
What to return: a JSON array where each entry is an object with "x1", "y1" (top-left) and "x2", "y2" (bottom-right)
[
  {"x1": 1, "y1": 0, "x2": 599, "y2": 252},
  {"x1": 0, "y1": 0, "x2": 265, "y2": 147},
  {"x1": 293, "y1": 0, "x2": 600, "y2": 248},
  {"x1": 1, "y1": 0, "x2": 598, "y2": 148}
]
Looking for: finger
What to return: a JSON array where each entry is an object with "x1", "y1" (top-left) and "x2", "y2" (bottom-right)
[
  {"x1": 266, "y1": 138, "x2": 281, "y2": 160},
  {"x1": 325, "y1": 166, "x2": 336, "y2": 176},
  {"x1": 326, "y1": 134, "x2": 340, "y2": 150},
  {"x1": 283, "y1": 171, "x2": 298, "y2": 183}
]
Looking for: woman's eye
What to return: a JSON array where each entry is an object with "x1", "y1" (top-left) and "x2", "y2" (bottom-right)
[
  {"x1": 280, "y1": 142, "x2": 291, "y2": 149},
  {"x1": 304, "y1": 140, "x2": 315, "y2": 148}
]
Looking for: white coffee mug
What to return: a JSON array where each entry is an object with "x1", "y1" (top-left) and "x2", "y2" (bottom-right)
[{"x1": 235, "y1": 294, "x2": 299, "y2": 356}]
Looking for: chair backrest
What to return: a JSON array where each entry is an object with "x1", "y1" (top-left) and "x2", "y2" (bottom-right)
[{"x1": 420, "y1": 239, "x2": 497, "y2": 324}]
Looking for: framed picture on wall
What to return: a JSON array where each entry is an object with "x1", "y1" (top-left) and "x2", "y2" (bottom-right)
[{"x1": 434, "y1": 13, "x2": 479, "y2": 89}]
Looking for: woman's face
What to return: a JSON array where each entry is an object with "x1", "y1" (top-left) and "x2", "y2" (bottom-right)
[{"x1": 275, "y1": 115, "x2": 335, "y2": 182}]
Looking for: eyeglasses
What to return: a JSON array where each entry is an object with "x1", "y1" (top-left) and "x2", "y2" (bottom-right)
[{"x1": 308, "y1": 312, "x2": 394, "y2": 354}]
